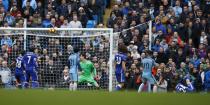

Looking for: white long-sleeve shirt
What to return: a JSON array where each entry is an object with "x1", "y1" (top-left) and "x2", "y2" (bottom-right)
[{"x1": 69, "y1": 21, "x2": 82, "y2": 28}]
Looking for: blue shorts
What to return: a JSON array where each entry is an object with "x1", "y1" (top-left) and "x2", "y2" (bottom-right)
[
  {"x1": 115, "y1": 72, "x2": 125, "y2": 83},
  {"x1": 25, "y1": 70, "x2": 38, "y2": 82},
  {"x1": 70, "y1": 73, "x2": 78, "y2": 82},
  {"x1": 142, "y1": 74, "x2": 155, "y2": 84},
  {"x1": 15, "y1": 72, "x2": 25, "y2": 83}
]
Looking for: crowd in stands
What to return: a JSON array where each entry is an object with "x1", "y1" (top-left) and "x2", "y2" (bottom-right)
[
  {"x1": 0, "y1": 0, "x2": 210, "y2": 92},
  {"x1": 110, "y1": 0, "x2": 210, "y2": 92},
  {"x1": 0, "y1": 0, "x2": 110, "y2": 28}
]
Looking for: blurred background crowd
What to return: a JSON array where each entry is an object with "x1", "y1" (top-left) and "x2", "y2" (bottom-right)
[{"x1": 0, "y1": 0, "x2": 210, "y2": 92}]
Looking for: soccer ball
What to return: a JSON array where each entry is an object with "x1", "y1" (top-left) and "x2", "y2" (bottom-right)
[{"x1": 48, "y1": 28, "x2": 56, "y2": 33}]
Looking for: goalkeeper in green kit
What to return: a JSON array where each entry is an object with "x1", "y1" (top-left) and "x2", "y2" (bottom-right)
[{"x1": 78, "y1": 53, "x2": 99, "y2": 88}]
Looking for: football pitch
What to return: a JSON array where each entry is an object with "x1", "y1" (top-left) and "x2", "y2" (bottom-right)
[{"x1": 0, "y1": 89, "x2": 209, "y2": 105}]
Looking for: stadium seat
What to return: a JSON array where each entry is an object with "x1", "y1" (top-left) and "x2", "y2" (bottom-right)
[
  {"x1": 92, "y1": 15, "x2": 98, "y2": 24},
  {"x1": 86, "y1": 20, "x2": 96, "y2": 28}
]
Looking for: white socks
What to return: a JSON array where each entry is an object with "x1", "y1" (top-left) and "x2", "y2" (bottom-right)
[
  {"x1": 73, "y1": 83, "x2": 77, "y2": 91},
  {"x1": 69, "y1": 83, "x2": 77, "y2": 91}
]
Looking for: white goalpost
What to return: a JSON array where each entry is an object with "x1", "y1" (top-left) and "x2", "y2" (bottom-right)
[{"x1": 0, "y1": 28, "x2": 116, "y2": 91}]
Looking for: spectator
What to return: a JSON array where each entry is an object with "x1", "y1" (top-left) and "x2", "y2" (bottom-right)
[
  {"x1": 56, "y1": 0, "x2": 68, "y2": 18},
  {"x1": 35, "y1": 1, "x2": 44, "y2": 17},
  {"x1": 0, "y1": 61, "x2": 12, "y2": 88},
  {"x1": 106, "y1": 12, "x2": 117, "y2": 28},
  {"x1": 0, "y1": 6, "x2": 6, "y2": 18},
  {"x1": 156, "y1": 48, "x2": 167, "y2": 64},
  {"x1": 31, "y1": 11, "x2": 42, "y2": 27},
  {"x1": 175, "y1": 48, "x2": 186, "y2": 67},
  {"x1": 154, "y1": 17, "x2": 167, "y2": 35},
  {"x1": 164, "y1": 67, "x2": 173, "y2": 91},
  {"x1": 95, "y1": 0, "x2": 105, "y2": 23},
  {"x1": 192, "y1": 18, "x2": 202, "y2": 48},
  {"x1": 122, "y1": 2, "x2": 132, "y2": 17},
  {"x1": 1, "y1": 0, "x2": 9, "y2": 12},
  {"x1": 50, "y1": 17, "x2": 58, "y2": 28},
  {"x1": 191, "y1": 65, "x2": 202, "y2": 92},
  {"x1": 59, "y1": 66, "x2": 70, "y2": 88},
  {"x1": 22, "y1": 0, "x2": 37, "y2": 10},
  {"x1": 131, "y1": 46, "x2": 140, "y2": 60},
  {"x1": 153, "y1": 73, "x2": 168, "y2": 93},
  {"x1": 173, "y1": 0, "x2": 182, "y2": 17},
  {"x1": 42, "y1": 14, "x2": 51, "y2": 28},
  {"x1": 44, "y1": 2, "x2": 56, "y2": 18},
  {"x1": 69, "y1": 15, "x2": 82, "y2": 28},
  {"x1": 10, "y1": 4, "x2": 21, "y2": 17},
  {"x1": 125, "y1": 63, "x2": 140, "y2": 90},
  {"x1": 1, "y1": 36, "x2": 13, "y2": 48},
  {"x1": 98, "y1": 61, "x2": 109, "y2": 89},
  {"x1": 180, "y1": 5, "x2": 189, "y2": 23},
  {"x1": 0, "y1": 14, "x2": 4, "y2": 26},
  {"x1": 177, "y1": 62, "x2": 188, "y2": 78},
  {"x1": 204, "y1": 63, "x2": 210, "y2": 92},
  {"x1": 160, "y1": 39, "x2": 168, "y2": 51},
  {"x1": 78, "y1": 7, "x2": 88, "y2": 28},
  {"x1": 22, "y1": 0, "x2": 35, "y2": 17},
  {"x1": 60, "y1": 19, "x2": 70, "y2": 28},
  {"x1": 43, "y1": 59, "x2": 59, "y2": 88},
  {"x1": 152, "y1": 39, "x2": 161, "y2": 52}
]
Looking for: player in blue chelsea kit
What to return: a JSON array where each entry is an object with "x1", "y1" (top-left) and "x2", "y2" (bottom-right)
[
  {"x1": 23, "y1": 47, "x2": 39, "y2": 88},
  {"x1": 115, "y1": 44, "x2": 127, "y2": 90},
  {"x1": 176, "y1": 74, "x2": 194, "y2": 93},
  {"x1": 15, "y1": 51, "x2": 26, "y2": 88}
]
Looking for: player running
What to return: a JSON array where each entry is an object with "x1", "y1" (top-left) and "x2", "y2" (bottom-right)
[
  {"x1": 14, "y1": 51, "x2": 26, "y2": 89},
  {"x1": 68, "y1": 47, "x2": 80, "y2": 91},
  {"x1": 115, "y1": 44, "x2": 127, "y2": 90},
  {"x1": 78, "y1": 53, "x2": 99, "y2": 88},
  {"x1": 138, "y1": 50, "x2": 157, "y2": 93},
  {"x1": 23, "y1": 47, "x2": 39, "y2": 88}
]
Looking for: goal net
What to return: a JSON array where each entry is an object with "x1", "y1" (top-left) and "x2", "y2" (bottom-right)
[{"x1": 0, "y1": 28, "x2": 117, "y2": 91}]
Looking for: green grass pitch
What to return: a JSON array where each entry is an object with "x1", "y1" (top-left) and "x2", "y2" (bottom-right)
[{"x1": 0, "y1": 89, "x2": 209, "y2": 105}]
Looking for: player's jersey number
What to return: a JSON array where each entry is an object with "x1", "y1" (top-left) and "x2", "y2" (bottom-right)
[
  {"x1": 143, "y1": 63, "x2": 149, "y2": 69},
  {"x1": 70, "y1": 59, "x2": 75, "y2": 67},
  {"x1": 27, "y1": 56, "x2": 31, "y2": 64},
  {"x1": 16, "y1": 60, "x2": 22, "y2": 68},
  {"x1": 116, "y1": 56, "x2": 122, "y2": 64}
]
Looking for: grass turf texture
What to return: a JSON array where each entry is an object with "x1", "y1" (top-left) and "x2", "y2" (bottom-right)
[{"x1": 0, "y1": 89, "x2": 209, "y2": 105}]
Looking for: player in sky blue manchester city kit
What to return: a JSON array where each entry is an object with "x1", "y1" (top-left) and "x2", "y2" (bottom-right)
[
  {"x1": 138, "y1": 50, "x2": 157, "y2": 93},
  {"x1": 68, "y1": 47, "x2": 80, "y2": 91}
]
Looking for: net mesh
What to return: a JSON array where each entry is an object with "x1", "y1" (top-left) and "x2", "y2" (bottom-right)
[{"x1": 0, "y1": 28, "x2": 116, "y2": 90}]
